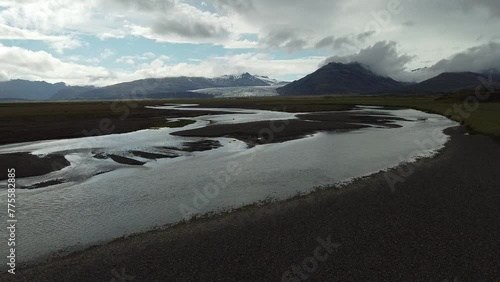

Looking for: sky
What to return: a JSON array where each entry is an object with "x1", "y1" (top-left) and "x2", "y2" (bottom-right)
[{"x1": 0, "y1": 0, "x2": 499, "y2": 86}]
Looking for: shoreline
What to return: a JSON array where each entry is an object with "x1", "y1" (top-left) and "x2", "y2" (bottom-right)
[
  {"x1": 3, "y1": 124, "x2": 500, "y2": 281},
  {"x1": 0, "y1": 107, "x2": 407, "y2": 183}
]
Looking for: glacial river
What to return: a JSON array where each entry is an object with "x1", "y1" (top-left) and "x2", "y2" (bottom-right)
[{"x1": 0, "y1": 105, "x2": 457, "y2": 267}]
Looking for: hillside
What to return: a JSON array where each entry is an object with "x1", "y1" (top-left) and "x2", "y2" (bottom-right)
[
  {"x1": 52, "y1": 73, "x2": 285, "y2": 100},
  {"x1": 0, "y1": 80, "x2": 68, "y2": 100},
  {"x1": 276, "y1": 62, "x2": 403, "y2": 96},
  {"x1": 402, "y1": 72, "x2": 500, "y2": 93}
]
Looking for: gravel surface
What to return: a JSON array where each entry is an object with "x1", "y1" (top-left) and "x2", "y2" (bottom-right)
[
  {"x1": 173, "y1": 111, "x2": 405, "y2": 146},
  {"x1": 3, "y1": 126, "x2": 500, "y2": 281}
]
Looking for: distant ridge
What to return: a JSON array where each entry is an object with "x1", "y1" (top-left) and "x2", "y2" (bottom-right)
[
  {"x1": 0, "y1": 80, "x2": 67, "y2": 100},
  {"x1": 52, "y1": 73, "x2": 287, "y2": 100},
  {"x1": 276, "y1": 62, "x2": 403, "y2": 96},
  {"x1": 401, "y1": 72, "x2": 500, "y2": 93},
  {"x1": 277, "y1": 63, "x2": 500, "y2": 96}
]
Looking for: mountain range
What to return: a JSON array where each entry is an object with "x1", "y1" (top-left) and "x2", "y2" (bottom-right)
[
  {"x1": 276, "y1": 62, "x2": 403, "y2": 95},
  {"x1": 58, "y1": 73, "x2": 287, "y2": 100},
  {"x1": 0, "y1": 80, "x2": 67, "y2": 100},
  {"x1": 276, "y1": 63, "x2": 500, "y2": 96},
  {"x1": 1, "y1": 66, "x2": 499, "y2": 101},
  {"x1": 0, "y1": 73, "x2": 286, "y2": 101},
  {"x1": 399, "y1": 71, "x2": 500, "y2": 93}
]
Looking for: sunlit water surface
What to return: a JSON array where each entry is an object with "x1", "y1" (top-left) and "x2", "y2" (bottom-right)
[{"x1": 0, "y1": 105, "x2": 457, "y2": 267}]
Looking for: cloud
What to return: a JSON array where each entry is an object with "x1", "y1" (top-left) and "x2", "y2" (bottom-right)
[
  {"x1": 2, "y1": 0, "x2": 500, "y2": 85},
  {"x1": 323, "y1": 41, "x2": 500, "y2": 82},
  {"x1": 100, "y1": 49, "x2": 115, "y2": 59},
  {"x1": 315, "y1": 36, "x2": 335, "y2": 49},
  {"x1": 401, "y1": 41, "x2": 500, "y2": 82},
  {"x1": 214, "y1": 0, "x2": 346, "y2": 51},
  {"x1": 126, "y1": 53, "x2": 325, "y2": 82},
  {"x1": 115, "y1": 53, "x2": 161, "y2": 65},
  {"x1": 461, "y1": 0, "x2": 500, "y2": 17},
  {"x1": 105, "y1": 0, "x2": 176, "y2": 12},
  {"x1": 0, "y1": 44, "x2": 114, "y2": 85},
  {"x1": 213, "y1": 0, "x2": 256, "y2": 13},
  {"x1": 323, "y1": 41, "x2": 414, "y2": 79},
  {"x1": 0, "y1": 24, "x2": 81, "y2": 53},
  {"x1": 0, "y1": 43, "x2": 324, "y2": 85},
  {"x1": 260, "y1": 27, "x2": 308, "y2": 52},
  {"x1": 428, "y1": 41, "x2": 500, "y2": 73},
  {"x1": 151, "y1": 18, "x2": 229, "y2": 39},
  {"x1": 0, "y1": 71, "x2": 9, "y2": 81},
  {"x1": 0, "y1": 0, "x2": 95, "y2": 33},
  {"x1": 315, "y1": 31, "x2": 375, "y2": 50}
]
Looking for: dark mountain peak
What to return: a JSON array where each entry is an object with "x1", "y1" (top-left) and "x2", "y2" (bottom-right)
[
  {"x1": 402, "y1": 71, "x2": 500, "y2": 93},
  {"x1": 438, "y1": 71, "x2": 479, "y2": 76},
  {"x1": 0, "y1": 79, "x2": 68, "y2": 100},
  {"x1": 320, "y1": 62, "x2": 380, "y2": 76},
  {"x1": 277, "y1": 62, "x2": 402, "y2": 96}
]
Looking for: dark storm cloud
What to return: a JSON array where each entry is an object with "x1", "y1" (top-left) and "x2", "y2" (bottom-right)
[
  {"x1": 462, "y1": 0, "x2": 500, "y2": 17},
  {"x1": 402, "y1": 21, "x2": 415, "y2": 27},
  {"x1": 323, "y1": 41, "x2": 414, "y2": 77},
  {"x1": 429, "y1": 41, "x2": 500, "y2": 73},
  {"x1": 152, "y1": 19, "x2": 230, "y2": 39},
  {"x1": 107, "y1": 0, "x2": 175, "y2": 12},
  {"x1": 315, "y1": 36, "x2": 335, "y2": 49},
  {"x1": 260, "y1": 28, "x2": 307, "y2": 52},
  {"x1": 323, "y1": 40, "x2": 500, "y2": 82},
  {"x1": 315, "y1": 31, "x2": 375, "y2": 50},
  {"x1": 212, "y1": 0, "x2": 256, "y2": 13}
]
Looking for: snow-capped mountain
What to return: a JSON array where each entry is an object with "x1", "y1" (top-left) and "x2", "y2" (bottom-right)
[
  {"x1": 50, "y1": 73, "x2": 287, "y2": 100},
  {"x1": 210, "y1": 73, "x2": 286, "y2": 87}
]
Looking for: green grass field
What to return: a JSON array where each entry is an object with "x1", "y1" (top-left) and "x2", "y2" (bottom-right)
[
  {"x1": 175, "y1": 95, "x2": 500, "y2": 137},
  {"x1": 1, "y1": 95, "x2": 499, "y2": 137}
]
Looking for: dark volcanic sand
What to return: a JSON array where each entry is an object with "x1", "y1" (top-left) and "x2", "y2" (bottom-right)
[
  {"x1": 173, "y1": 112, "x2": 405, "y2": 145},
  {"x1": 0, "y1": 108, "x2": 234, "y2": 146},
  {"x1": 4, "y1": 126, "x2": 500, "y2": 281},
  {"x1": 0, "y1": 153, "x2": 70, "y2": 180}
]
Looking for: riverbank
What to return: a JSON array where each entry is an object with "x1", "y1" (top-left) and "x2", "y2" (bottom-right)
[
  {"x1": 173, "y1": 110, "x2": 406, "y2": 146},
  {"x1": 0, "y1": 104, "x2": 407, "y2": 182},
  {"x1": 1, "y1": 97, "x2": 498, "y2": 145},
  {"x1": 3, "y1": 126, "x2": 500, "y2": 281},
  {"x1": 0, "y1": 101, "x2": 235, "y2": 146}
]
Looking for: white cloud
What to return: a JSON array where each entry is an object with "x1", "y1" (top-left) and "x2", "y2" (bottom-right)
[
  {"x1": 0, "y1": 44, "x2": 322, "y2": 86},
  {"x1": 429, "y1": 41, "x2": 500, "y2": 73},
  {"x1": 125, "y1": 53, "x2": 325, "y2": 80},
  {"x1": 324, "y1": 41, "x2": 414, "y2": 79},
  {"x1": 0, "y1": 44, "x2": 114, "y2": 85},
  {"x1": 0, "y1": 24, "x2": 81, "y2": 53},
  {"x1": 0, "y1": 0, "x2": 95, "y2": 33},
  {"x1": 1, "y1": 0, "x2": 500, "y2": 85},
  {"x1": 324, "y1": 41, "x2": 500, "y2": 82},
  {"x1": 143, "y1": 52, "x2": 156, "y2": 59},
  {"x1": 0, "y1": 70, "x2": 9, "y2": 81},
  {"x1": 115, "y1": 53, "x2": 165, "y2": 65},
  {"x1": 100, "y1": 49, "x2": 115, "y2": 59}
]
